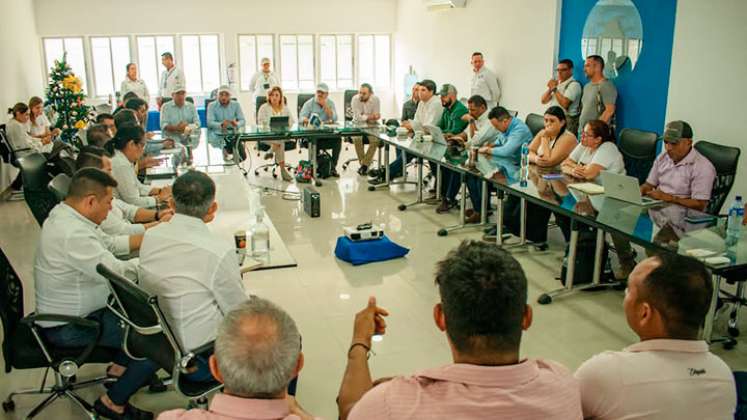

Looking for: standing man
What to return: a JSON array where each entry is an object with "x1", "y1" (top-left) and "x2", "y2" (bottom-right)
[
  {"x1": 249, "y1": 57, "x2": 280, "y2": 121},
  {"x1": 120, "y1": 63, "x2": 150, "y2": 104},
  {"x1": 541, "y1": 58, "x2": 582, "y2": 135},
  {"x1": 578, "y1": 55, "x2": 617, "y2": 138},
  {"x1": 207, "y1": 85, "x2": 246, "y2": 132},
  {"x1": 160, "y1": 87, "x2": 201, "y2": 145},
  {"x1": 351, "y1": 83, "x2": 381, "y2": 176},
  {"x1": 300, "y1": 83, "x2": 341, "y2": 177},
  {"x1": 158, "y1": 52, "x2": 185, "y2": 108},
  {"x1": 470, "y1": 52, "x2": 501, "y2": 109}
]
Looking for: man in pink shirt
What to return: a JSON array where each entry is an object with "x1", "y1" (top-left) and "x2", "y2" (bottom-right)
[
  {"x1": 158, "y1": 297, "x2": 317, "y2": 420},
  {"x1": 575, "y1": 254, "x2": 736, "y2": 419},
  {"x1": 337, "y1": 240, "x2": 582, "y2": 420}
]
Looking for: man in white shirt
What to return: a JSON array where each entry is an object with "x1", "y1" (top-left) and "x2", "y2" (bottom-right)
[
  {"x1": 120, "y1": 63, "x2": 150, "y2": 104},
  {"x1": 541, "y1": 58, "x2": 582, "y2": 135},
  {"x1": 139, "y1": 170, "x2": 248, "y2": 381},
  {"x1": 158, "y1": 52, "x2": 185, "y2": 108},
  {"x1": 575, "y1": 254, "x2": 737, "y2": 419},
  {"x1": 351, "y1": 83, "x2": 381, "y2": 176},
  {"x1": 249, "y1": 57, "x2": 280, "y2": 106},
  {"x1": 470, "y1": 52, "x2": 501, "y2": 109},
  {"x1": 34, "y1": 168, "x2": 158, "y2": 419},
  {"x1": 160, "y1": 87, "x2": 201, "y2": 145}
]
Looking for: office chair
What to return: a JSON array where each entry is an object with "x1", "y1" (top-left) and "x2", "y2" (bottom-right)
[
  {"x1": 505, "y1": 109, "x2": 519, "y2": 118},
  {"x1": 0, "y1": 124, "x2": 29, "y2": 200},
  {"x1": 618, "y1": 128, "x2": 659, "y2": 185},
  {"x1": 525, "y1": 113, "x2": 545, "y2": 137},
  {"x1": 694, "y1": 140, "x2": 740, "y2": 215},
  {"x1": 17, "y1": 153, "x2": 57, "y2": 226},
  {"x1": 1, "y1": 247, "x2": 116, "y2": 418},
  {"x1": 48, "y1": 173, "x2": 71, "y2": 201},
  {"x1": 97, "y1": 263, "x2": 223, "y2": 407},
  {"x1": 253, "y1": 96, "x2": 297, "y2": 179},
  {"x1": 297, "y1": 93, "x2": 337, "y2": 169},
  {"x1": 186, "y1": 97, "x2": 195, "y2": 104}
]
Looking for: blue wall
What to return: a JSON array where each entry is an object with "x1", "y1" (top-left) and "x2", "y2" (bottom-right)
[{"x1": 558, "y1": 0, "x2": 677, "y2": 136}]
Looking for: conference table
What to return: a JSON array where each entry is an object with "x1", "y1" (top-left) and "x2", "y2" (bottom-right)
[{"x1": 360, "y1": 127, "x2": 747, "y2": 345}]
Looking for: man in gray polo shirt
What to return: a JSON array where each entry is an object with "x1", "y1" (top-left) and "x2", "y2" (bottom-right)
[{"x1": 578, "y1": 55, "x2": 617, "y2": 137}]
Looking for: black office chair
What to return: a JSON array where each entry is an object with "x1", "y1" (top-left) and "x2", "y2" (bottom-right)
[
  {"x1": 506, "y1": 109, "x2": 519, "y2": 118},
  {"x1": 96, "y1": 263, "x2": 223, "y2": 407},
  {"x1": 618, "y1": 128, "x2": 659, "y2": 185},
  {"x1": 1, "y1": 247, "x2": 116, "y2": 418},
  {"x1": 186, "y1": 96, "x2": 195, "y2": 104},
  {"x1": 694, "y1": 140, "x2": 740, "y2": 215},
  {"x1": 1, "y1": 124, "x2": 32, "y2": 199},
  {"x1": 48, "y1": 173, "x2": 71, "y2": 201},
  {"x1": 17, "y1": 153, "x2": 57, "y2": 226},
  {"x1": 525, "y1": 113, "x2": 544, "y2": 137}
]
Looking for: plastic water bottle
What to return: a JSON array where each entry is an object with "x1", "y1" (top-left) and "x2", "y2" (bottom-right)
[
  {"x1": 250, "y1": 209, "x2": 270, "y2": 256},
  {"x1": 519, "y1": 142, "x2": 529, "y2": 187},
  {"x1": 726, "y1": 196, "x2": 744, "y2": 246}
]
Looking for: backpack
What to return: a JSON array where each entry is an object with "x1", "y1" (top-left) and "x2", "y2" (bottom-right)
[
  {"x1": 295, "y1": 160, "x2": 313, "y2": 183},
  {"x1": 316, "y1": 151, "x2": 332, "y2": 179},
  {"x1": 560, "y1": 226, "x2": 613, "y2": 286}
]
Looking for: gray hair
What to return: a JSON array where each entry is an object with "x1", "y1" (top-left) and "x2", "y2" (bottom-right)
[
  {"x1": 215, "y1": 297, "x2": 301, "y2": 398},
  {"x1": 172, "y1": 170, "x2": 215, "y2": 218}
]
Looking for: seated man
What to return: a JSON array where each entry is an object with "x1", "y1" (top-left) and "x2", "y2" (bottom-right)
[
  {"x1": 464, "y1": 106, "x2": 532, "y2": 223},
  {"x1": 158, "y1": 298, "x2": 315, "y2": 420},
  {"x1": 576, "y1": 254, "x2": 737, "y2": 419},
  {"x1": 207, "y1": 85, "x2": 246, "y2": 133},
  {"x1": 34, "y1": 168, "x2": 158, "y2": 419},
  {"x1": 369, "y1": 79, "x2": 443, "y2": 184},
  {"x1": 160, "y1": 86, "x2": 201, "y2": 146},
  {"x1": 96, "y1": 112, "x2": 116, "y2": 137},
  {"x1": 338, "y1": 240, "x2": 581, "y2": 419},
  {"x1": 299, "y1": 83, "x2": 341, "y2": 177},
  {"x1": 613, "y1": 120, "x2": 717, "y2": 278},
  {"x1": 138, "y1": 170, "x2": 248, "y2": 380},
  {"x1": 351, "y1": 83, "x2": 381, "y2": 176},
  {"x1": 85, "y1": 123, "x2": 112, "y2": 148}
]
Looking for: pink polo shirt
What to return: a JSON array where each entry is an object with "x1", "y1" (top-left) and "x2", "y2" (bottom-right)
[
  {"x1": 575, "y1": 339, "x2": 736, "y2": 420},
  {"x1": 157, "y1": 394, "x2": 320, "y2": 420},
  {"x1": 348, "y1": 359, "x2": 582, "y2": 419}
]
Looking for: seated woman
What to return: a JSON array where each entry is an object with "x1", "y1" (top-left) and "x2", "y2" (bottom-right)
[
  {"x1": 107, "y1": 123, "x2": 171, "y2": 208},
  {"x1": 5, "y1": 102, "x2": 53, "y2": 156},
  {"x1": 28, "y1": 96, "x2": 60, "y2": 144},
  {"x1": 256, "y1": 86, "x2": 295, "y2": 181},
  {"x1": 499, "y1": 106, "x2": 578, "y2": 245}
]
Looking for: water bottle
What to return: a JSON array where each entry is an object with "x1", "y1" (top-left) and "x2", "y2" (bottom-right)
[
  {"x1": 519, "y1": 142, "x2": 529, "y2": 187},
  {"x1": 726, "y1": 196, "x2": 744, "y2": 246},
  {"x1": 250, "y1": 209, "x2": 270, "y2": 256}
]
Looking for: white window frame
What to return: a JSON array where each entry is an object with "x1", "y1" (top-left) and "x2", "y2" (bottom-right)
[
  {"x1": 135, "y1": 34, "x2": 177, "y2": 99},
  {"x1": 41, "y1": 36, "x2": 89, "y2": 93},
  {"x1": 279, "y1": 34, "x2": 316, "y2": 92},
  {"x1": 237, "y1": 34, "x2": 275, "y2": 92},
  {"x1": 89, "y1": 36, "x2": 132, "y2": 99},
  {"x1": 178, "y1": 33, "x2": 222, "y2": 95},
  {"x1": 318, "y1": 34, "x2": 355, "y2": 92},
  {"x1": 355, "y1": 34, "x2": 392, "y2": 90}
]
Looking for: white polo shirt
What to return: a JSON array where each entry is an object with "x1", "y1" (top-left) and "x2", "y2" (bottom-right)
[
  {"x1": 411, "y1": 95, "x2": 444, "y2": 132},
  {"x1": 575, "y1": 339, "x2": 736, "y2": 420},
  {"x1": 160, "y1": 66, "x2": 185, "y2": 98}
]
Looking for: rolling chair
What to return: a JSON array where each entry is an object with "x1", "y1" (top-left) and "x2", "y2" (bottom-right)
[
  {"x1": 254, "y1": 96, "x2": 297, "y2": 179},
  {"x1": 1, "y1": 247, "x2": 116, "y2": 418},
  {"x1": 0, "y1": 124, "x2": 29, "y2": 199},
  {"x1": 48, "y1": 173, "x2": 71, "y2": 201},
  {"x1": 618, "y1": 128, "x2": 659, "y2": 185},
  {"x1": 96, "y1": 263, "x2": 223, "y2": 407},
  {"x1": 17, "y1": 153, "x2": 58, "y2": 226},
  {"x1": 525, "y1": 113, "x2": 545, "y2": 137}
]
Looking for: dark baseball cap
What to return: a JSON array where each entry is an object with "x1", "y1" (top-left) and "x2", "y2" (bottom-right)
[
  {"x1": 439, "y1": 84, "x2": 457, "y2": 97},
  {"x1": 663, "y1": 120, "x2": 693, "y2": 144}
]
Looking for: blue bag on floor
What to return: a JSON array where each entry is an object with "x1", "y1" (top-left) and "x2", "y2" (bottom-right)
[{"x1": 334, "y1": 235, "x2": 409, "y2": 266}]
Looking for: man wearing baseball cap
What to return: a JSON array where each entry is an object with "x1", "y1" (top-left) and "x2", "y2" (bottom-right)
[
  {"x1": 249, "y1": 57, "x2": 280, "y2": 102},
  {"x1": 299, "y1": 83, "x2": 341, "y2": 176},
  {"x1": 612, "y1": 120, "x2": 717, "y2": 279},
  {"x1": 207, "y1": 85, "x2": 246, "y2": 132},
  {"x1": 160, "y1": 84, "x2": 201, "y2": 144}
]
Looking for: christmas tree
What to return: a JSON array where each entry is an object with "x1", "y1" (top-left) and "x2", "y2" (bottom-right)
[{"x1": 45, "y1": 53, "x2": 93, "y2": 144}]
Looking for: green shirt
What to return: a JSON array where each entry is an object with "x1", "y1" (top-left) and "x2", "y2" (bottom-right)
[{"x1": 438, "y1": 100, "x2": 469, "y2": 135}]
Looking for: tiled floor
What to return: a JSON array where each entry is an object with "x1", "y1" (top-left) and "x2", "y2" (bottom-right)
[{"x1": 1, "y1": 147, "x2": 746, "y2": 419}]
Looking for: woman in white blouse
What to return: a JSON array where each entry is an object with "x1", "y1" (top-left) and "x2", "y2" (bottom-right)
[
  {"x1": 256, "y1": 86, "x2": 295, "y2": 181},
  {"x1": 5, "y1": 102, "x2": 52, "y2": 156},
  {"x1": 120, "y1": 63, "x2": 150, "y2": 104},
  {"x1": 28, "y1": 96, "x2": 60, "y2": 143},
  {"x1": 561, "y1": 119, "x2": 625, "y2": 182},
  {"x1": 107, "y1": 124, "x2": 171, "y2": 207}
]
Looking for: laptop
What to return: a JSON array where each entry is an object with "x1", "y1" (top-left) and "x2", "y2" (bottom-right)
[
  {"x1": 423, "y1": 124, "x2": 448, "y2": 145},
  {"x1": 270, "y1": 116, "x2": 290, "y2": 133},
  {"x1": 600, "y1": 171, "x2": 661, "y2": 206}
]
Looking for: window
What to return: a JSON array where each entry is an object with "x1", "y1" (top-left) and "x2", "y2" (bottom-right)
[
  {"x1": 627, "y1": 39, "x2": 641, "y2": 66},
  {"x1": 180, "y1": 34, "x2": 221, "y2": 94},
  {"x1": 357, "y1": 35, "x2": 390, "y2": 89},
  {"x1": 136, "y1": 35, "x2": 174, "y2": 97},
  {"x1": 279, "y1": 35, "x2": 314, "y2": 91},
  {"x1": 90, "y1": 36, "x2": 131, "y2": 98},
  {"x1": 319, "y1": 35, "x2": 353, "y2": 91},
  {"x1": 43, "y1": 37, "x2": 88, "y2": 92},
  {"x1": 239, "y1": 35, "x2": 274, "y2": 91}
]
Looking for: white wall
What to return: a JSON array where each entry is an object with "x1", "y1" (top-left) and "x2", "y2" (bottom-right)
[
  {"x1": 0, "y1": 0, "x2": 44, "y2": 121},
  {"x1": 666, "y1": 0, "x2": 747, "y2": 204},
  {"x1": 393, "y1": 0, "x2": 560, "y2": 117},
  {"x1": 32, "y1": 0, "x2": 399, "y2": 119}
]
